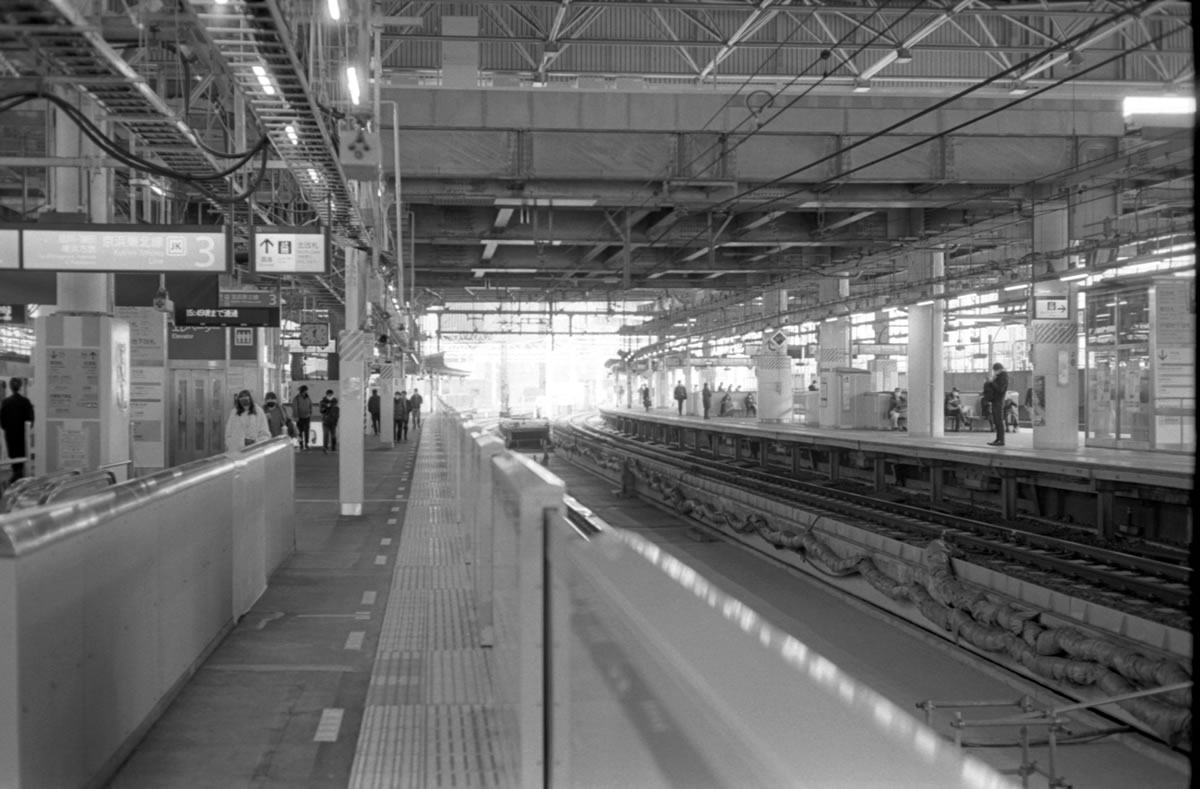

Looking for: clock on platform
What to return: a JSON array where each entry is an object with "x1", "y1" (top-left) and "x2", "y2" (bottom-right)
[{"x1": 299, "y1": 322, "x2": 329, "y2": 347}]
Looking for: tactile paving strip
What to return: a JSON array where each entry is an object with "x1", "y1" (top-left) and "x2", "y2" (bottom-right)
[{"x1": 349, "y1": 419, "x2": 508, "y2": 789}]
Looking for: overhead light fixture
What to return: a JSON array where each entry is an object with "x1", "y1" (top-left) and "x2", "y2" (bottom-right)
[
  {"x1": 285, "y1": 124, "x2": 299, "y2": 145},
  {"x1": 251, "y1": 65, "x2": 276, "y2": 96},
  {"x1": 1060, "y1": 272, "x2": 1088, "y2": 282},
  {"x1": 916, "y1": 299, "x2": 935, "y2": 306},
  {"x1": 852, "y1": 79, "x2": 872, "y2": 93},
  {"x1": 307, "y1": 168, "x2": 321, "y2": 181},
  {"x1": 1008, "y1": 82, "x2": 1031, "y2": 96},
  {"x1": 346, "y1": 66, "x2": 361, "y2": 105},
  {"x1": 150, "y1": 184, "x2": 165, "y2": 197},
  {"x1": 1067, "y1": 50, "x2": 1084, "y2": 67},
  {"x1": 1003, "y1": 283, "x2": 1027, "y2": 291},
  {"x1": 327, "y1": 0, "x2": 341, "y2": 21},
  {"x1": 893, "y1": 47, "x2": 913, "y2": 64}
]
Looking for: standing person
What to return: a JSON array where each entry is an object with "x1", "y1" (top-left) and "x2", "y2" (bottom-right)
[
  {"x1": 292, "y1": 385, "x2": 313, "y2": 451},
  {"x1": 0, "y1": 378, "x2": 34, "y2": 482},
  {"x1": 673, "y1": 381, "x2": 687, "y2": 415},
  {"x1": 367, "y1": 389, "x2": 381, "y2": 435},
  {"x1": 987, "y1": 363, "x2": 1009, "y2": 446},
  {"x1": 263, "y1": 392, "x2": 295, "y2": 439},
  {"x1": 701, "y1": 383, "x2": 712, "y2": 419},
  {"x1": 394, "y1": 390, "x2": 409, "y2": 442},
  {"x1": 641, "y1": 384, "x2": 652, "y2": 412},
  {"x1": 322, "y1": 397, "x2": 340, "y2": 453},
  {"x1": 808, "y1": 380, "x2": 819, "y2": 392},
  {"x1": 224, "y1": 390, "x2": 271, "y2": 451},
  {"x1": 408, "y1": 389, "x2": 423, "y2": 429},
  {"x1": 744, "y1": 391, "x2": 757, "y2": 417}
]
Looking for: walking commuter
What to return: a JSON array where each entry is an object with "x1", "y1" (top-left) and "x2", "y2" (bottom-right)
[
  {"x1": 408, "y1": 390, "x2": 423, "y2": 429},
  {"x1": 673, "y1": 381, "x2": 687, "y2": 415},
  {"x1": 322, "y1": 397, "x2": 340, "y2": 453},
  {"x1": 292, "y1": 385, "x2": 313, "y2": 450},
  {"x1": 701, "y1": 383, "x2": 712, "y2": 419},
  {"x1": 394, "y1": 390, "x2": 409, "y2": 442},
  {"x1": 367, "y1": 389, "x2": 381, "y2": 435},
  {"x1": 987, "y1": 363, "x2": 1009, "y2": 446},
  {"x1": 224, "y1": 390, "x2": 271, "y2": 451},
  {"x1": 263, "y1": 392, "x2": 295, "y2": 439},
  {"x1": 0, "y1": 378, "x2": 34, "y2": 482}
]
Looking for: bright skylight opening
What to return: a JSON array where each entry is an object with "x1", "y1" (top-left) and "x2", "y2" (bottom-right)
[{"x1": 1123, "y1": 96, "x2": 1195, "y2": 116}]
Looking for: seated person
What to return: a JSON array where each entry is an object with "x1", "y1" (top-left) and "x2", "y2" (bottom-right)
[
  {"x1": 744, "y1": 392, "x2": 757, "y2": 417},
  {"x1": 1003, "y1": 395, "x2": 1019, "y2": 433},
  {"x1": 944, "y1": 387, "x2": 965, "y2": 431},
  {"x1": 888, "y1": 387, "x2": 908, "y2": 430},
  {"x1": 719, "y1": 391, "x2": 733, "y2": 416}
]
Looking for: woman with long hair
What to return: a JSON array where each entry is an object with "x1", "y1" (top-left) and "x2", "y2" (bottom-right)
[{"x1": 224, "y1": 389, "x2": 271, "y2": 451}]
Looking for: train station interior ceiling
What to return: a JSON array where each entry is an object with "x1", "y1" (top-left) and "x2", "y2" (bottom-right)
[{"x1": 0, "y1": 0, "x2": 1192, "y2": 341}]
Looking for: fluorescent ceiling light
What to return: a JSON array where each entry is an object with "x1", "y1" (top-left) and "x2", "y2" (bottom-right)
[
  {"x1": 307, "y1": 168, "x2": 321, "y2": 181},
  {"x1": 1008, "y1": 82, "x2": 1031, "y2": 96},
  {"x1": 852, "y1": 79, "x2": 871, "y2": 93},
  {"x1": 1123, "y1": 95, "x2": 1195, "y2": 116},
  {"x1": 150, "y1": 184, "x2": 165, "y2": 196},
  {"x1": 1060, "y1": 272, "x2": 1088, "y2": 282},
  {"x1": 347, "y1": 66, "x2": 361, "y2": 105},
  {"x1": 916, "y1": 299, "x2": 934, "y2": 306},
  {"x1": 327, "y1": 0, "x2": 341, "y2": 21},
  {"x1": 1003, "y1": 283, "x2": 1027, "y2": 291},
  {"x1": 285, "y1": 125, "x2": 299, "y2": 145}
]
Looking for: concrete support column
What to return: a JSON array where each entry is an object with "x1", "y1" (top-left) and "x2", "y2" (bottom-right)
[
  {"x1": 339, "y1": 249, "x2": 367, "y2": 515},
  {"x1": 906, "y1": 248, "x2": 945, "y2": 436},
  {"x1": 55, "y1": 97, "x2": 113, "y2": 314},
  {"x1": 817, "y1": 278, "x2": 849, "y2": 427},
  {"x1": 1030, "y1": 201, "x2": 1080, "y2": 450},
  {"x1": 753, "y1": 331, "x2": 793, "y2": 423}
]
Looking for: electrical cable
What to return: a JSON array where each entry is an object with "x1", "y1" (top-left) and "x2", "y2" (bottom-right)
[
  {"x1": 541, "y1": 0, "x2": 908, "y2": 294},
  {"x1": 651, "y1": 0, "x2": 1174, "y2": 274}
]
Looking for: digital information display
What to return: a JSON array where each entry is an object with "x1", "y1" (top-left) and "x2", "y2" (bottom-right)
[
  {"x1": 0, "y1": 229, "x2": 17, "y2": 269},
  {"x1": 251, "y1": 226, "x2": 329, "y2": 274},
  {"x1": 22, "y1": 226, "x2": 230, "y2": 273},
  {"x1": 176, "y1": 306, "x2": 281, "y2": 327},
  {"x1": 218, "y1": 290, "x2": 278, "y2": 308}
]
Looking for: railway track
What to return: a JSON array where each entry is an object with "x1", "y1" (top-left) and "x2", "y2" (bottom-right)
[{"x1": 556, "y1": 416, "x2": 1191, "y2": 619}]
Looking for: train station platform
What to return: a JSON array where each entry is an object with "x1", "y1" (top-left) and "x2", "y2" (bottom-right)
[{"x1": 3, "y1": 410, "x2": 1189, "y2": 788}]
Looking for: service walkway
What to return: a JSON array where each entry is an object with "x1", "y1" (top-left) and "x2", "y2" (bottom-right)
[{"x1": 106, "y1": 422, "x2": 502, "y2": 788}]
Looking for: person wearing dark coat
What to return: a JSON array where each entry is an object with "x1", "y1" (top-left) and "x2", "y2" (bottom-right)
[
  {"x1": 673, "y1": 382, "x2": 687, "y2": 415},
  {"x1": 988, "y1": 363, "x2": 1009, "y2": 446},
  {"x1": 0, "y1": 378, "x2": 34, "y2": 482},
  {"x1": 700, "y1": 383, "x2": 712, "y2": 419},
  {"x1": 394, "y1": 391, "x2": 409, "y2": 441},
  {"x1": 367, "y1": 389, "x2": 381, "y2": 435}
]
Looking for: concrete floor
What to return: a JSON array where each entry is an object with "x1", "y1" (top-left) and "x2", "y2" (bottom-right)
[{"x1": 106, "y1": 433, "x2": 420, "y2": 789}]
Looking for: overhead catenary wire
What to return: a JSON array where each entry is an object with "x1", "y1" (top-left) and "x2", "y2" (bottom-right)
[
  {"x1": 540, "y1": 0, "x2": 910, "y2": 294},
  {"x1": 648, "y1": 0, "x2": 1175, "y2": 276}
]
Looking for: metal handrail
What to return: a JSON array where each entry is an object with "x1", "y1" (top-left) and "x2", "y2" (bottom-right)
[
  {"x1": 1, "y1": 470, "x2": 81, "y2": 514},
  {"x1": 39, "y1": 470, "x2": 119, "y2": 506}
]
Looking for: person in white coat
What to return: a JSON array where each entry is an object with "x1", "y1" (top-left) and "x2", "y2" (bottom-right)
[{"x1": 225, "y1": 389, "x2": 271, "y2": 451}]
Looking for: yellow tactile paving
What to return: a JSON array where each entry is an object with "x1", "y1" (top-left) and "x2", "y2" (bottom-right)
[{"x1": 349, "y1": 418, "x2": 507, "y2": 789}]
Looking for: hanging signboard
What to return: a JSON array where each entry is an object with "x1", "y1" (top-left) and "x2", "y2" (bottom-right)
[
  {"x1": 175, "y1": 306, "x2": 280, "y2": 327},
  {"x1": 250, "y1": 226, "x2": 330, "y2": 275},
  {"x1": 218, "y1": 289, "x2": 279, "y2": 308},
  {"x1": 22, "y1": 225, "x2": 230, "y2": 273},
  {"x1": 1033, "y1": 298, "x2": 1070, "y2": 320},
  {"x1": 0, "y1": 229, "x2": 17, "y2": 269}
]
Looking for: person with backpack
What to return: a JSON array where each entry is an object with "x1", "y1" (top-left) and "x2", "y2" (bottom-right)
[{"x1": 291, "y1": 385, "x2": 313, "y2": 451}]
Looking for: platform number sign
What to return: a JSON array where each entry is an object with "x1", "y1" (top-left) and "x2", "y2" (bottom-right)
[
  {"x1": 233, "y1": 327, "x2": 254, "y2": 346},
  {"x1": 765, "y1": 329, "x2": 788, "y2": 352}
]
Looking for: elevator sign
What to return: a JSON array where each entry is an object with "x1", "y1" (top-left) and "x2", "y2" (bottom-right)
[
  {"x1": 0, "y1": 229, "x2": 17, "y2": 269},
  {"x1": 250, "y1": 226, "x2": 329, "y2": 274},
  {"x1": 22, "y1": 226, "x2": 230, "y2": 273}
]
